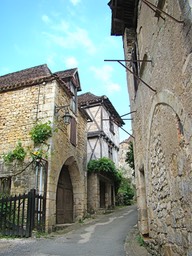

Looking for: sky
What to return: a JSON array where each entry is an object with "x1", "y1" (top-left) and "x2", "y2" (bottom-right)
[{"x1": 0, "y1": 0, "x2": 132, "y2": 142}]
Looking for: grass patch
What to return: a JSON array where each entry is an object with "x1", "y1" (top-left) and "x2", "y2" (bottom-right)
[{"x1": 136, "y1": 234, "x2": 145, "y2": 246}]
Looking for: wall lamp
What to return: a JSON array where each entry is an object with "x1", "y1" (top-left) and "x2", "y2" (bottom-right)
[{"x1": 54, "y1": 104, "x2": 72, "y2": 125}]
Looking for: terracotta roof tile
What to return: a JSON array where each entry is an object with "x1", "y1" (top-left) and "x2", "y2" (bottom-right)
[
  {"x1": 54, "y1": 68, "x2": 77, "y2": 79},
  {"x1": 54, "y1": 68, "x2": 81, "y2": 91},
  {"x1": 78, "y1": 92, "x2": 124, "y2": 126},
  {"x1": 78, "y1": 92, "x2": 103, "y2": 104},
  {"x1": 0, "y1": 64, "x2": 51, "y2": 91}
]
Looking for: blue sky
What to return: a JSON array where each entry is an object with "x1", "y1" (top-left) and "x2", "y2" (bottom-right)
[{"x1": 0, "y1": 0, "x2": 132, "y2": 141}]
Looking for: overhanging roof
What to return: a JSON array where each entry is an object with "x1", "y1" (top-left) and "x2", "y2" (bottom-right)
[
  {"x1": 78, "y1": 92, "x2": 125, "y2": 127},
  {"x1": 108, "y1": 0, "x2": 139, "y2": 36}
]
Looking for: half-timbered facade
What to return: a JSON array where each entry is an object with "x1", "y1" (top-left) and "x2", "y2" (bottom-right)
[
  {"x1": 78, "y1": 92, "x2": 124, "y2": 212},
  {"x1": 78, "y1": 92, "x2": 124, "y2": 164}
]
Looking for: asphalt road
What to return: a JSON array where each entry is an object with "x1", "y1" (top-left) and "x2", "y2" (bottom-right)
[{"x1": 0, "y1": 205, "x2": 137, "y2": 256}]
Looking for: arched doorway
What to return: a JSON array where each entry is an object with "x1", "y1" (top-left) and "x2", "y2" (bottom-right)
[{"x1": 56, "y1": 165, "x2": 73, "y2": 224}]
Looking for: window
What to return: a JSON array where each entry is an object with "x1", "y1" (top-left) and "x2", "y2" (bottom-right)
[
  {"x1": 70, "y1": 117, "x2": 77, "y2": 146},
  {"x1": 0, "y1": 177, "x2": 11, "y2": 196},
  {"x1": 139, "y1": 54, "x2": 148, "y2": 78},
  {"x1": 108, "y1": 145, "x2": 113, "y2": 160},
  {"x1": 131, "y1": 42, "x2": 139, "y2": 93},
  {"x1": 70, "y1": 82, "x2": 77, "y2": 114},
  {"x1": 109, "y1": 117, "x2": 115, "y2": 134}
]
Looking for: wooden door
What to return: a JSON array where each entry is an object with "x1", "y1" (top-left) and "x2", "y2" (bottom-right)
[
  {"x1": 56, "y1": 167, "x2": 73, "y2": 224},
  {"x1": 100, "y1": 180, "x2": 106, "y2": 208}
]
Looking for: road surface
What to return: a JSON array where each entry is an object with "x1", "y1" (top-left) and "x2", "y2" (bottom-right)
[{"x1": 0, "y1": 205, "x2": 137, "y2": 256}]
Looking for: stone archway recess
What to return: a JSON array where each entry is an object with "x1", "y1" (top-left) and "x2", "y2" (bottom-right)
[
  {"x1": 56, "y1": 165, "x2": 73, "y2": 223},
  {"x1": 56, "y1": 156, "x2": 84, "y2": 224},
  {"x1": 144, "y1": 90, "x2": 192, "y2": 253}
]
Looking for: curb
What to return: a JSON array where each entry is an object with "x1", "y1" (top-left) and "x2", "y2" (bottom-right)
[{"x1": 124, "y1": 226, "x2": 151, "y2": 256}]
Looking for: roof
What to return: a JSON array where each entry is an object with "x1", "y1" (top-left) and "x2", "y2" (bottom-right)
[
  {"x1": 55, "y1": 68, "x2": 77, "y2": 79},
  {"x1": 108, "y1": 0, "x2": 138, "y2": 36},
  {"x1": 55, "y1": 68, "x2": 81, "y2": 91},
  {"x1": 78, "y1": 92, "x2": 124, "y2": 127},
  {"x1": 0, "y1": 64, "x2": 52, "y2": 92},
  {"x1": 78, "y1": 92, "x2": 103, "y2": 105},
  {"x1": 0, "y1": 64, "x2": 79, "y2": 95}
]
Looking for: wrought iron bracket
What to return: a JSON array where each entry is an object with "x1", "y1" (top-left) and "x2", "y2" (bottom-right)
[
  {"x1": 104, "y1": 59, "x2": 156, "y2": 93},
  {"x1": 142, "y1": 0, "x2": 184, "y2": 24}
]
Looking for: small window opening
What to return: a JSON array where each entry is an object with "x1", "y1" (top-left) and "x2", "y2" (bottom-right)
[
  {"x1": 109, "y1": 117, "x2": 115, "y2": 135},
  {"x1": 70, "y1": 82, "x2": 77, "y2": 114},
  {"x1": 139, "y1": 54, "x2": 148, "y2": 78},
  {"x1": 131, "y1": 42, "x2": 139, "y2": 93},
  {"x1": 0, "y1": 177, "x2": 11, "y2": 196},
  {"x1": 108, "y1": 145, "x2": 113, "y2": 160}
]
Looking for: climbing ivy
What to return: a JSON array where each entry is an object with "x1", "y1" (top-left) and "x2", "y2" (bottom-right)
[
  {"x1": 2, "y1": 121, "x2": 53, "y2": 164},
  {"x1": 87, "y1": 157, "x2": 122, "y2": 193},
  {"x1": 29, "y1": 121, "x2": 52, "y2": 145},
  {"x1": 3, "y1": 141, "x2": 27, "y2": 163}
]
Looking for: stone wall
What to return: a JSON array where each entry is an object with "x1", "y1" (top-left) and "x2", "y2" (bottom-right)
[
  {"x1": 47, "y1": 81, "x2": 88, "y2": 230},
  {"x1": 118, "y1": 138, "x2": 134, "y2": 183},
  {"x1": 0, "y1": 78, "x2": 88, "y2": 231},
  {"x1": 0, "y1": 81, "x2": 54, "y2": 195},
  {"x1": 87, "y1": 172, "x2": 115, "y2": 213},
  {"x1": 124, "y1": 1, "x2": 192, "y2": 255}
]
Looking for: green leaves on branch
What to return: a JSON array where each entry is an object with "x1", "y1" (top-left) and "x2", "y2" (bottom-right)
[
  {"x1": 3, "y1": 141, "x2": 27, "y2": 163},
  {"x1": 87, "y1": 157, "x2": 122, "y2": 192},
  {"x1": 125, "y1": 141, "x2": 135, "y2": 170},
  {"x1": 3, "y1": 121, "x2": 53, "y2": 164},
  {"x1": 29, "y1": 121, "x2": 52, "y2": 145}
]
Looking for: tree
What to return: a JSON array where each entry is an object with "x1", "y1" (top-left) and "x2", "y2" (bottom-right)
[{"x1": 125, "y1": 141, "x2": 135, "y2": 170}]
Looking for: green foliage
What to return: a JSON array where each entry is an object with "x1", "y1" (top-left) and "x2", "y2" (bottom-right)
[
  {"x1": 3, "y1": 141, "x2": 27, "y2": 163},
  {"x1": 88, "y1": 157, "x2": 116, "y2": 173},
  {"x1": 30, "y1": 121, "x2": 52, "y2": 145},
  {"x1": 116, "y1": 177, "x2": 135, "y2": 206},
  {"x1": 125, "y1": 141, "x2": 135, "y2": 170},
  {"x1": 136, "y1": 234, "x2": 145, "y2": 246},
  {"x1": 87, "y1": 157, "x2": 122, "y2": 192}
]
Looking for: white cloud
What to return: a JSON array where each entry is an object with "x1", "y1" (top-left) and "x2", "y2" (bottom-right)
[
  {"x1": 70, "y1": 0, "x2": 81, "y2": 6},
  {"x1": 43, "y1": 24, "x2": 96, "y2": 55},
  {"x1": 42, "y1": 15, "x2": 51, "y2": 24},
  {"x1": 70, "y1": 27, "x2": 96, "y2": 54},
  {"x1": 64, "y1": 56, "x2": 78, "y2": 68},
  {"x1": 90, "y1": 65, "x2": 114, "y2": 82},
  {"x1": 90, "y1": 65, "x2": 121, "y2": 93},
  {"x1": 106, "y1": 82, "x2": 121, "y2": 93},
  {"x1": 51, "y1": 20, "x2": 69, "y2": 32}
]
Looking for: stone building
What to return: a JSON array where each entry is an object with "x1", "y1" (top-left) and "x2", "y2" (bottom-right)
[
  {"x1": 118, "y1": 137, "x2": 134, "y2": 183},
  {"x1": 0, "y1": 64, "x2": 88, "y2": 231},
  {"x1": 109, "y1": 0, "x2": 192, "y2": 255},
  {"x1": 78, "y1": 92, "x2": 124, "y2": 212}
]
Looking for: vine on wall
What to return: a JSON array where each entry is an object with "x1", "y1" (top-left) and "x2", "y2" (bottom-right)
[{"x1": 2, "y1": 121, "x2": 53, "y2": 164}]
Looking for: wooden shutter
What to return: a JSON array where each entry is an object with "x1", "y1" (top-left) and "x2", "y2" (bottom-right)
[{"x1": 70, "y1": 117, "x2": 77, "y2": 146}]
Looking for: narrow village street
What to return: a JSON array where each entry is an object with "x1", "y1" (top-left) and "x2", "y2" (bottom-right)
[{"x1": 0, "y1": 205, "x2": 148, "y2": 256}]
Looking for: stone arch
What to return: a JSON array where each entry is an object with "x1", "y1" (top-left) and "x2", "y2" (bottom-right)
[
  {"x1": 145, "y1": 90, "x2": 192, "y2": 252},
  {"x1": 56, "y1": 156, "x2": 84, "y2": 224},
  {"x1": 146, "y1": 89, "x2": 190, "y2": 175}
]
